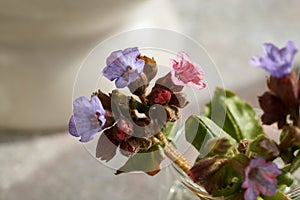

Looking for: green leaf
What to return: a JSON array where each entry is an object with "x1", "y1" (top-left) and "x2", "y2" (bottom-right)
[
  {"x1": 228, "y1": 154, "x2": 250, "y2": 178},
  {"x1": 185, "y1": 115, "x2": 236, "y2": 158},
  {"x1": 115, "y1": 144, "x2": 165, "y2": 176},
  {"x1": 161, "y1": 121, "x2": 177, "y2": 141},
  {"x1": 205, "y1": 88, "x2": 263, "y2": 141},
  {"x1": 263, "y1": 190, "x2": 291, "y2": 200},
  {"x1": 277, "y1": 172, "x2": 294, "y2": 187},
  {"x1": 224, "y1": 192, "x2": 245, "y2": 200},
  {"x1": 207, "y1": 137, "x2": 234, "y2": 156},
  {"x1": 289, "y1": 149, "x2": 300, "y2": 174},
  {"x1": 212, "y1": 176, "x2": 242, "y2": 197}
]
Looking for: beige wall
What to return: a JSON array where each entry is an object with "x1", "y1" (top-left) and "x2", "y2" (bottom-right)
[{"x1": 0, "y1": 0, "x2": 179, "y2": 130}]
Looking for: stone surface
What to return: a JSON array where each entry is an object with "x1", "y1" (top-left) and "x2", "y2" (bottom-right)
[{"x1": 0, "y1": 133, "x2": 177, "y2": 200}]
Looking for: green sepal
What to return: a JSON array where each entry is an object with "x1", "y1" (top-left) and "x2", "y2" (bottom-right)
[
  {"x1": 224, "y1": 192, "x2": 245, "y2": 200},
  {"x1": 228, "y1": 153, "x2": 250, "y2": 179},
  {"x1": 205, "y1": 88, "x2": 263, "y2": 141},
  {"x1": 277, "y1": 172, "x2": 294, "y2": 188},
  {"x1": 289, "y1": 149, "x2": 300, "y2": 174},
  {"x1": 211, "y1": 175, "x2": 242, "y2": 197},
  {"x1": 262, "y1": 190, "x2": 291, "y2": 200},
  {"x1": 115, "y1": 144, "x2": 165, "y2": 176},
  {"x1": 210, "y1": 163, "x2": 243, "y2": 197},
  {"x1": 249, "y1": 135, "x2": 280, "y2": 160}
]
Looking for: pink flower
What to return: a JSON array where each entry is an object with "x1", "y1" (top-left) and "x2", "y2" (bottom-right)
[{"x1": 170, "y1": 52, "x2": 206, "y2": 90}]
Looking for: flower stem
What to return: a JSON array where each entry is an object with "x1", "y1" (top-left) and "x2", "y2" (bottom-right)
[{"x1": 155, "y1": 131, "x2": 192, "y2": 174}]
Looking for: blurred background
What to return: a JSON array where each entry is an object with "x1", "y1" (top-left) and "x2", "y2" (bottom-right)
[{"x1": 1, "y1": 0, "x2": 300, "y2": 199}]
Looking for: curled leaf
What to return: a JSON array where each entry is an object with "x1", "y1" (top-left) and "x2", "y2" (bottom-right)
[
  {"x1": 185, "y1": 115, "x2": 236, "y2": 158},
  {"x1": 115, "y1": 144, "x2": 165, "y2": 176}
]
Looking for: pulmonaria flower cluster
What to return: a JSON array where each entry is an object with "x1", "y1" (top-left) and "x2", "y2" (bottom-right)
[
  {"x1": 242, "y1": 157, "x2": 281, "y2": 200},
  {"x1": 252, "y1": 41, "x2": 300, "y2": 129},
  {"x1": 68, "y1": 42, "x2": 300, "y2": 200},
  {"x1": 69, "y1": 47, "x2": 205, "y2": 168},
  {"x1": 185, "y1": 41, "x2": 300, "y2": 200},
  {"x1": 250, "y1": 41, "x2": 298, "y2": 78}
]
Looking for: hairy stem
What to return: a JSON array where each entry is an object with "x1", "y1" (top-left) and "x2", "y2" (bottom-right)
[{"x1": 155, "y1": 131, "x2": 192, "y2": 174}]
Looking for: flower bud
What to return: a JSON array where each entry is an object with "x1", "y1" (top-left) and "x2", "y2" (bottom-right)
[
  {"x1": 280, "y1": 126, "x2": 300, "y2": 149},
  {"x1": 164, "y1": 105, "x2": 180, "y2": 122},
  {"x1": 249, "y1": 135, "x2": 280, "y2": 160},
  {"x1": 189, "y1": 157, "x2": 228, "y2": 194},
  {"x1": 154, "y1": 89, "x2": 172, "y2": 105},
  {"x1": 229, "y1": 154, "x2": 250, "y2": 178},
  {"x1": 238, "y1": 139, "x2": 249, "y2": 154},
  {"x1": 120, "y1": 142, "x2": 137, "y2": 156}
]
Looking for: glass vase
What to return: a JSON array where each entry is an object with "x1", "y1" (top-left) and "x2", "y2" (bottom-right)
[
  {"x1": 165, "y1": 118, "x2": 300, "y2": 200},
  {"x1": 167, "y1": 162, "x2": 300, "y2": 200}
]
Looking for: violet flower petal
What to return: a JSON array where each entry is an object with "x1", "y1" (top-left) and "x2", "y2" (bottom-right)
[
  {"x1": 102, "y1": 47, "x2": 145, "y2": 88},
  {"x1": 68, "y1": 115, "x2": 79, "y2": 137},
  {"x1": 242, "y1": 157, "x2": 281, "y2": 200},
  {"x1": 69, "y1": 96, "x2": 106, "y2": 143},
  {"x1": 243, "y1": 182, "x2": 260, "y2": 200},
  {"x1": 250, "y1": 41, "x2": 298, "y2": 78}
]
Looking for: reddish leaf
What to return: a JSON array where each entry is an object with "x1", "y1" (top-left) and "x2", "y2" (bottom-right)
[
  {"x1": 267, "y1": 73, "x2": 299, "y2": 124},
  {"x1": 96, "y1": 128, "x2": 119, "y2": 162},
  {"x1": 258, "y1": 92, "x2": 287, "y2": 128}
]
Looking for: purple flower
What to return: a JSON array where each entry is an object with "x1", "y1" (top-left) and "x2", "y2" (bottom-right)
[
  {"x1": 170, "y1": 52, "x2": 206, "y2": 90},
  {"x1": 242, "y1": 157, "x2": 281, "y2": 200},
  {"x1": 68, "y1": 96, "x2": 106, "y2": 142},
  {"x1": 102, "y1": 47, "x2": 145, "y2": 88},
  {"x1": 250, "y1": 41, "x2": 298, "y2": 78}
]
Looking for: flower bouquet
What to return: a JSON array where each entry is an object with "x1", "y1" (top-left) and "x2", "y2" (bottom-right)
[{"x1": 69, "y1": 41, "x2": 300, "y2": 200}]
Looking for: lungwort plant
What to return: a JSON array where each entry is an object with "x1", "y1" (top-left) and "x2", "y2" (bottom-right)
[{"x1": 69, "y1": 42, "x2": 300, "y2": 200}]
